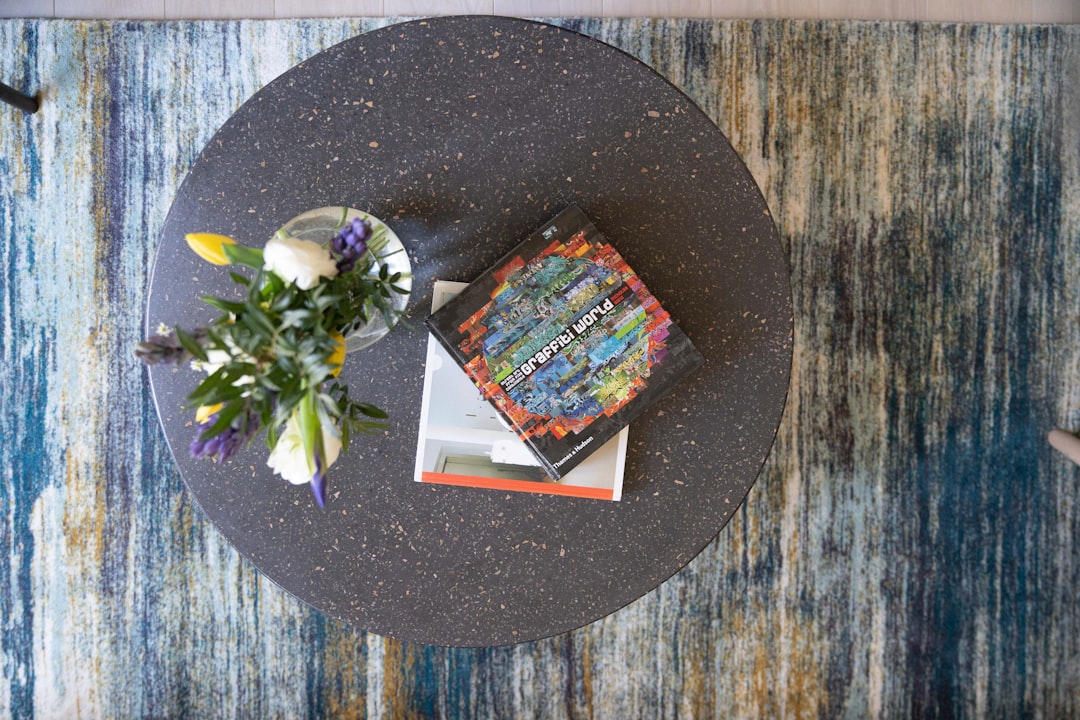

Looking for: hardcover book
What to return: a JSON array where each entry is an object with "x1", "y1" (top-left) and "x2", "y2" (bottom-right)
[
  {"x1": 415, "y1": 281, "x2": 628, "y2": 500},
  {"x1": 425, "y1": 205, "x2": 704, "y2": 480}
]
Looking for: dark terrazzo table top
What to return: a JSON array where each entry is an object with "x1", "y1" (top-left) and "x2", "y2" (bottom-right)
[{"x1": 147, "y1": 15, "x2": 792, "y2": 646}]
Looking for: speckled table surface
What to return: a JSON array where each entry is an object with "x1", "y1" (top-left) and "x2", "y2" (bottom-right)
[{"x1": 148, "y1": 16, "x2": 792, "y2": 647}]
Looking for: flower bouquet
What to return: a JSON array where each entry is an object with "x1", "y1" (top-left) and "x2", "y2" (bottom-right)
[{"x1": 136, "y1": 209, "x2": 410, "y2": 507}]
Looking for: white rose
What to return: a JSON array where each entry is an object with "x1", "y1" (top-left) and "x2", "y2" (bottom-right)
[
  {"x1": 266, "y1": 413, "x2": 342, "y2": 485},
  {"x1": 264, "y1": 234, "x2": 339, "y2": 290}
]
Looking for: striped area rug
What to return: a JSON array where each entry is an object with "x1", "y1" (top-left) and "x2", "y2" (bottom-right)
[{"x1": 2, "y1": 18, "x2": 1078, "y2": 718}]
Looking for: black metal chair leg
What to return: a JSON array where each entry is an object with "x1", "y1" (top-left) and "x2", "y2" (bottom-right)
[{"x1": 0, "y1": 82, "x2": 39, "y2": 114}]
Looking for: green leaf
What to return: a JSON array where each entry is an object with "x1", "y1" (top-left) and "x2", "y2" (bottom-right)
[
  {"x1": 203, "y1": 400, "x2": 246, "y2": 439},
  {"x1": 311, "y1": 292, "x2": 341, "y2": 314},
  {"x1": 240, "y1": 303, "x2": 277, "y2": 338},
  {"x1": 340, "y1": 421, "x2": 351, "y2": 453},
  {"x1": 174, "y1": 327, "x2": 208, "y2": 363},
  {"x1": 262, "y1": 271, "x2": 285, "y2": 299},
  {"x1": 271, "y1": 287, "x2": 298, "y2": 313},
  {"x1": 234, "y1": 330, "x2": 265, "y2": 358},
  {"x1": 314, "y1": 397, "x2": 338, "y2": 440},
  {"x1": 186, "y1": 371, "x2": 247, "y2": 407},
  {"x1": 297, "y1": 391, "x2": 319, "y2": 477},
  {"x1": 368, "y1": 225, "x2": 389, "y2": 254},
  {"x1": 271, "y1": 404, "x2": 293, "y2": 437},
  {"x1": 222, "y1": 243, "x2": 265, "y2": 269},
  {"x1": 256, "y1": 373, "x2": 282, "y2": 394},
  {"x1": 356, "y1": 403, "x2": 389, "y2": 420},
  {"x1": 377, "y1": 247, "x2": 406, "y2": 262},
  {"x1": 201, "y1": 296, "x2": 248, "y2": 314},
  {"x1": 204, "y1": 323, "x2": 228, "y2": 347},
  {"x1": 280, "y1": 308, "x2": 317, "y2": 329},
  {"x1": 229, "y1": 271, "x2": 251, "y2": 287},
  {"x1": 265, "y1": 420, "x2": 279, "y2": 450}
]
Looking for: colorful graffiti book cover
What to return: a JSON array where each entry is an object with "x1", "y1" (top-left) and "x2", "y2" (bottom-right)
[
  {"x1": 414, "y1": 281, "x2": 628, "y2": 500},
  {"x1": 425, "y1": 205, "x2": 704, "y2": 480}
]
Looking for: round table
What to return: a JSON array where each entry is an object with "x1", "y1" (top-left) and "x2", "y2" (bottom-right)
[{"x1": 148, "y1": 16, "x2": 792, "y2": 646}]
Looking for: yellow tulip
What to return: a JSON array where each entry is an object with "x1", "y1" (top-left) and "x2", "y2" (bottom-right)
[
  {"x1": 328, "y1": 331, "x2": 346, "y2": 377},
  {"x1": 195, "y1": 403, "x2": 225, "y2": 424},
  {"x1": 185, "y1": 233, "x2": 237, "y2": 266}
]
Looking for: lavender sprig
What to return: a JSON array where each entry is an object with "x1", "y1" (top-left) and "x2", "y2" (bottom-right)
[
  {"x1": 331, "y1": 217, "x2": 371, "y2": 273},
  {"x1": 134, "y1": 328, "x2": 207, "y2": 366}
]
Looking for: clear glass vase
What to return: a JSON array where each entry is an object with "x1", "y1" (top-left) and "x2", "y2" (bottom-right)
[{"x1": 276, "y1": 206, "x2": 412, "y2": 352}]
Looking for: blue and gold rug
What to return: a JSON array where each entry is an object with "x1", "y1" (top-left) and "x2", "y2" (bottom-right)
[{"x1": 2, "y1": 17, "x2": 1078, "y2": 718}]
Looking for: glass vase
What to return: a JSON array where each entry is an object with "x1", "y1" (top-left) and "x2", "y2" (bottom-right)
[{"x1": 277, "y1": 206, "x2": 412, "y2": 352}]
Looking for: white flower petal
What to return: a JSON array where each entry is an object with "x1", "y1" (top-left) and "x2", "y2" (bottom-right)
[
  {"x1": 266, "y1": 414, "x2": 342, "y2": 485},
  {"x1": 264, "y1": 235, "x2": 339, "y2": 290}
]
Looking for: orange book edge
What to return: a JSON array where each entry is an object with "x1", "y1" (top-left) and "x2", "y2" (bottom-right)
[{"x1": 421, "y1": 472, "x2": 614, "y2": 500}]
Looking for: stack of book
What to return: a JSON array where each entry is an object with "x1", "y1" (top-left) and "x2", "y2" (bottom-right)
[{"x1": 414, "y1": 205, "x2": 704, "y2": 501}]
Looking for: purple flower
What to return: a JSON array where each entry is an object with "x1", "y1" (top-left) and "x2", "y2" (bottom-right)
[
  {"x1": 310, "y1": 453, "x2": 327, "y2": 509},
  {"x1": 190, "y1": 410, "x2": 259, "y2": 463},
  {"x1": 331, "y1": 217, "x2": 371, "y2": 273}
]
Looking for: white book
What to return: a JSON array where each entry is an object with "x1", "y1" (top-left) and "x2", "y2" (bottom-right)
[{"x1": 414, "y1": 281, "x2": 627, "y2": 500}]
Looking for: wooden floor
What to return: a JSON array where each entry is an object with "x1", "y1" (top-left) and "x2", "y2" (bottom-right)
[{"x1": 1, "y1": 0, "x2": 1077, "y2": 23}]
